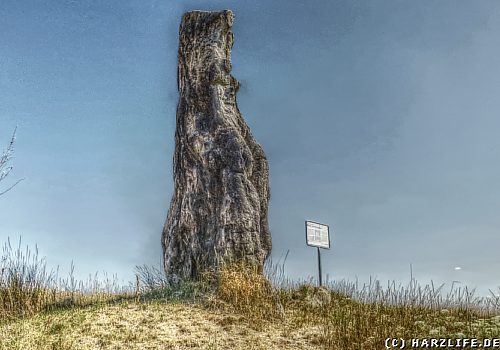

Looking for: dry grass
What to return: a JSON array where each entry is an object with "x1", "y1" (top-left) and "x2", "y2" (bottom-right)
[
  {"x1": 0, "y1": 238, "x2": 133, "y2": 323},
  {"x1": 2, "y1": 238, "x2": 500, "y2": 349},
  {"x1": 211, "y1": 262, "x2": 500, "y2": 349},
  {"x1": 215, "y1": 262, "x2": 277, "y2": 320}
]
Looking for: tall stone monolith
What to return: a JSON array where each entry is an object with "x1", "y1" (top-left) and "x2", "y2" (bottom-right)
[{"x1": 162, "y1": 10, "x2": 272, "y2": 282}]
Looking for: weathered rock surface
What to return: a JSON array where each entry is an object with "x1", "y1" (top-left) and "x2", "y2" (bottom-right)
[{"x1": 162, "y1": 10, "x2": 272, "y2": 282}]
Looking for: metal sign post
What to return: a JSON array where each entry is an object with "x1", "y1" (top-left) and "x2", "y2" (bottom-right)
[
  {"x1": 305, "y1": 220, "x2": 330, "y2": 287},
  {"x1": 317, "y1": 247, "x2": 322, "y2": 286}
]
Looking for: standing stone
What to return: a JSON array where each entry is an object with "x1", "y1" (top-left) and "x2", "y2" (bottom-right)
[{"x1": 162, "y1": 10, "x2": 272, "y2": 282}]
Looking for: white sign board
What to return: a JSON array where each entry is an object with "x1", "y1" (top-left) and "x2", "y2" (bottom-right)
[{"x1": 305, "y1": 220, "x2": 330, "y2": 249}]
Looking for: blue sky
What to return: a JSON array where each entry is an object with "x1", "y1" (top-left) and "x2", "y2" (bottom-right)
[{"x1": 1, "y1": 0, "x2": 499, "y2": 295}]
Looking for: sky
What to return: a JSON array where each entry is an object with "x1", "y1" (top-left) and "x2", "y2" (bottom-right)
[{"x1": 1, "y1": 0, "x2": 499, "y2": 296}]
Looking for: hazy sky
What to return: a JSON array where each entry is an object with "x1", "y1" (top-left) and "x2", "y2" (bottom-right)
[{"x1": 1, "y1": 0, "x2": 499, "y2": 296}]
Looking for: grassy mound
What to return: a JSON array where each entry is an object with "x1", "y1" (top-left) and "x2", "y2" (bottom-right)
[{"x1": 1, "y1": 239, "x2": 500, "y2": 349}]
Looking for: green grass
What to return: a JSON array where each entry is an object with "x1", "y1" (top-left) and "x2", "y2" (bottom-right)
[{"x1": 1, "y1": 237, "x2": 500, "y2": 349}]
